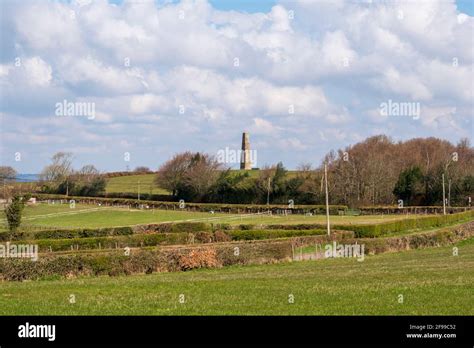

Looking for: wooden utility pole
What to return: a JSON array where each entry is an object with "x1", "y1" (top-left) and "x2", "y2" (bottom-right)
[
  {"x1": 442, "y1": 174, "x2": 446, "y2": 215},
  {"x1": 138, "y1": 180, "x2": 141, "y2": 201},
  {"x1": 266, "y1": 177, "x2": 271, "y2": 206},
  {"x1": 448, "y1": 179, "x2": 451, "y2": 207},
  {"x1": 325, "y1": 163, "x2": 330, "y2": 236}
]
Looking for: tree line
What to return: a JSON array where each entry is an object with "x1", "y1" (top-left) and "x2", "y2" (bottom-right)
[
  {"x1": 1, "y1": 135, "x2": 472, "y2": 207},
  {"x1": 155, "y1": 136, "x2": 473, "y2": 206}
]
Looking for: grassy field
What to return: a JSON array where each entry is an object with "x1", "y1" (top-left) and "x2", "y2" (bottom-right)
[
  {"x1": 106, "y1": 174, "x2": 169, "y2": 195},
  {"x1": 0, "y1": 237, "x2": 472, "y2": 315},
  {"x1": 1, "y1": 203, "x2": 416, "y2": 229}
]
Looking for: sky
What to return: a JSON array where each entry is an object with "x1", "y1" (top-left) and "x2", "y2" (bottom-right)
[{"x1": 0, "y1": 0, "x2": 473, "y2": 173}]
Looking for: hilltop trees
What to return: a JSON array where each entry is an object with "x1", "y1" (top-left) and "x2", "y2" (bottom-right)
[
  {"x1": 393, "y1": 167, "x2": 424, "y2": 205},
  {"x1": 323, "y1": 136, "x2": 473, "y2": 206},
  {"x1": 155, "y1": 152, "x2": 195, "y2": 197},
  {"x1": 40, "y1": 154, "x2": 106, "y2": 197},
  {"x1": 40, "y1": 152, "x2": 74, "y2": 184},
  {"x1": 34, "y1": 136, "x2": 471, "y2": 206},
  {"x1": 155, "y1": 152, "x2": 223, "y2": 201},
  {"x1": 134, "y1": 166, "x2": 152, "y2": 174},
  {"x1": 154, "y1": 136, "x2": 472, "y2": 206}
]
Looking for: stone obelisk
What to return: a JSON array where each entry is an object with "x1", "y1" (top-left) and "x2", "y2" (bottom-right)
[{"x1": 240, "y1": 132, "x2": 252, "y2": 170}]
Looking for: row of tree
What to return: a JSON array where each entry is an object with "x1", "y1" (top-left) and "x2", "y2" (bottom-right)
[
  {"x1": 154, "y1": 136, "x2": 473, "y2": 206},
  {"x1": 1, "y1": 135, "x2": 472, "y2": 206},
  {"x1": 39, "y1": 152, "x2": 106, "y2": 196}
]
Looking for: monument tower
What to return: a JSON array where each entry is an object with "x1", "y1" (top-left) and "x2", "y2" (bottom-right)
[{"x1": 240, "y1": 132, "x2": 252, "y2": 170}]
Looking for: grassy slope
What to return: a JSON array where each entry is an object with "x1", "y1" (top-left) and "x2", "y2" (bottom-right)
[
  {"x1": 0, "y1": 238, "x2": 472, "y2": 315},
  {"x1": 106, "y1": 174, "x2": 169, "y2": 195}
]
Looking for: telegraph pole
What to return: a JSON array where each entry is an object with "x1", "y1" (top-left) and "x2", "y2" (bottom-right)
[
  {"x1": 138, "y1": 180, "x2": 140, "y2": 201},
  {"x1": 325, "y1": 163, "x2": 330, "y2": 236},
  {"x1": 442, "y1": 174, "x2": 446, "y2": 215},
  {"x1": 448, "y1": 179, "x2": 451, "y2": 207},
  {"x1": 266, "y1": 177, "x2": 271, "y2": 206}
]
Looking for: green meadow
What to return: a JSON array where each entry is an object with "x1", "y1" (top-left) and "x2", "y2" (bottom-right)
[
  {"x1": 2, "y1": 203, "x2": 412, "y2": 229},
  {"x1": 105, "y1": 174, "x2": 169, "y2": 195},
  {"x1": 0, "y1": 238, "x2": 472, "y2": 315}
]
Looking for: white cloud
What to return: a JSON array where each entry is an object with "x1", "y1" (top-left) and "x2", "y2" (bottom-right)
[
  {"x1": 0, "y1": 0, "x2": 472, "y2": 171},
  {"x1": 251, "y1": 118, "x2": 279, "y2": 135}
]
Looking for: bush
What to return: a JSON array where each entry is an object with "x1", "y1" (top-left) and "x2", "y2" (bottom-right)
[
  {"x1": 137, "y1": 222, "x2": 212, "y2": 234},
  {"x1": 214, "y1": 230, "x2": 232, "y2": 242},
  {"x1": 32, "y1": 233, "x2": 190, "y2": 252},
  {"x1": 33, "y1": 226, "x2": 134, "y2": 240},
  {"x1": 177, "y1": 249, "x2": 220, "y2": 271},
  {"x1": 228, "y1": 229, "x2": 326, "y2": 241}
]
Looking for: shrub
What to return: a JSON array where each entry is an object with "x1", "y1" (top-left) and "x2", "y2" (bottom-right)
[
  {"x1": 194, "y1": 232, "x2": 214, "y2": 243},
  {"x1": 33, "y1": 226, "x2": 134, "y2": 240},
  {"x1": 228, "y1": 229, "x2": 326, "y2": 241},
  {"x1": 214, "y1": 230, "x2": 232, "y2": 242},
  {"x1": 32, "y1": 232, "x2": 190, "y2": 252},
  {"x1": 177, "y1": 248, "x2": 220, "y2": 271},
  {"x1": 238, "y1": 224, "x2": 255, "y2": 230}
]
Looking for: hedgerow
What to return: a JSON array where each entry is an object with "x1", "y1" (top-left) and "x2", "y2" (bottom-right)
[
  {"x1": 0, "y1": 221, "x2": 471, "y2": 281},
  {"x1": 261, "y1": 211, "x2": 474, "y2": 238},
  {"x1": 227, "y1": 229, "x2": 327, "y2": 240},
  {"x1": 33, "y1": 193, "x2": 348, "y2": 214},
  {"x1": 344, "y1": 210, "x2": 474, "y2": 237}
]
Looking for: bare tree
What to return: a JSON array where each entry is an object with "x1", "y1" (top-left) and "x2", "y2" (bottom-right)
[
  {"x1": 155, "y1": 152, "x2": 195, "y2": 196},
  {"x1": 75, "y1": 164, "x2": 100, "y2": 183},
  {"x1": 0, "y1": 166, "x2": 18, "y2": 200},
  {"x1": 0, "y1": 166, "x2": 17, "y2": 181},
  {"x1": 40, "y1": 152, "x2": 74, "y2": 183},
  {"x1": 182, "y1": 153, "x2": 223, "y2": 200}
]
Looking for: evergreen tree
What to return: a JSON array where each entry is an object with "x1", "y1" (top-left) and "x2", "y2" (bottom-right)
[{"x1": 5, "y1": 196, "x2": 25, "y2": 232}]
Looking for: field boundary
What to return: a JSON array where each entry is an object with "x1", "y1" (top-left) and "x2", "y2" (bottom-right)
[{"x1": 0, "y1": 221, "x2": 472, "y2": 281}]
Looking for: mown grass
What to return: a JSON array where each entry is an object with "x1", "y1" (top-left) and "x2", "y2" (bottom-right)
[
  {"x1": 21, "y1": 203, "x2": 106, "y2": 217},
  {"x1": 17, "y1": 209, "x2": 229, "y2": 229},
  {"x1": 2, "y1": 203, "x2": 417, "y2": 229},
  {"x1": 0, "y1": 238, "x2": 472, "y2": 315},
  {"x1": 19, "y1": 210, "x2": 410, "y2": 229},
  {"x1": 223, "y1": 213, "x2": 425, "y2": 226}
]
